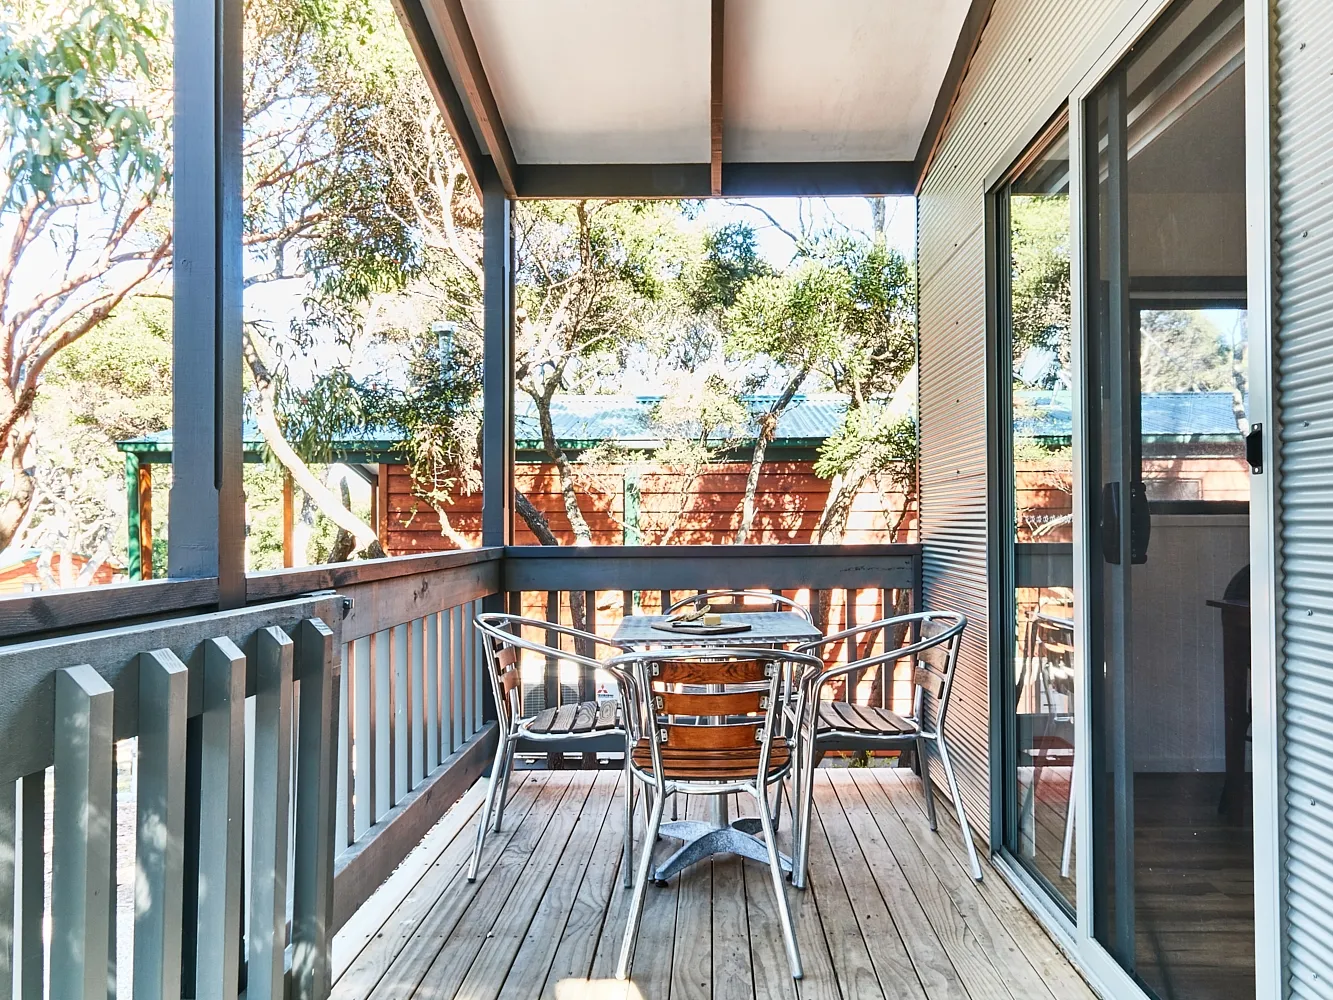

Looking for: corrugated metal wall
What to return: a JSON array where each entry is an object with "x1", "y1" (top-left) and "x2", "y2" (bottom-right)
[
  {"x1": 917, "y1": 0, "x2": 1119, "y2": 840},
  {"x1": 1271, "y1": 0, "x2": 1333, "y2": 995}
]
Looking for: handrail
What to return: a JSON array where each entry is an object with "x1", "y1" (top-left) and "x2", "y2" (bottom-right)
[
  {"x1": 246, "y1": 546, "x2": 503, "y2": 602},
  {"x1": 0, "y1": 575, "x2": 219, "y2": 642},
  {"x1": 502, "y1": 542, "x2": 920, "y2": 592}
]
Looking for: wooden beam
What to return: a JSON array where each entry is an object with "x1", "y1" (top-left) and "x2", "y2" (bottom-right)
[
  {"x1": 139, "y1": 461, "x2": 153, "y2": 579},
  {"x1": 437, "y1": 0, "x2": 518, "y2": 198},
  {"x1": 517, "y1": 161, "x2": 914, "y2": 199},
  {"x1": 914, "y1": 0, "x2": 996, "y2": 192},
  {"x1": 387, "y1": 0, "x2": 487, "y2": 196},
  {"x1": 711, "y1": 0, "x2": 724, "y2": 196},
  {"x1": 282, "y1": 473, "x2": 294, "y2": 569}
]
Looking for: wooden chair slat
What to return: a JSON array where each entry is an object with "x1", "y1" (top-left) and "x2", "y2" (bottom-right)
[
  {"x1": 658, "y1": 690, "x2": 762, "y2": 717},
  {"x1": 630, "y1": 741, "x2": 789, "y2": 780},
  {"x1": 571, "y1": 702, "x2": 597, "y2": 733},
  {"x1": 913, "y1": 666, "x2": 946, "y2": 699},
  {"x1": 528, "y1": 707, "x2": 557, "y2": 734},
  {"x1": 551, "y1": 703, "x2": 578, "y2": 733},
  {"x1": 917, "y1": 641, "x2": 950, "y2": 674},
  {"x1": 662, "y1": 722, "x2": 761, "y2": 751},
  {"x1": 496, "y1": 646, "x2": 519, "y2": 668},
  {"x1": 594, "y1": 699, "x2": 619, "y2": 730},
  {"x1": 654, "y1": 659, "x2": 767, "y2": 685},
  {"x1": 501, "y1": 666, "x2": 521, "y2": 696}
]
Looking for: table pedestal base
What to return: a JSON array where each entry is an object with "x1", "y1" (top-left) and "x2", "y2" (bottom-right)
[{"x1": 654, "y1": 818, "x2": 791, "y2": 882}]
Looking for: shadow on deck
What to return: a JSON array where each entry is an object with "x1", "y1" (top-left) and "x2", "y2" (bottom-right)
[{"x1": 330, "y1": 767, "x2": 1097, "y2": 1000}]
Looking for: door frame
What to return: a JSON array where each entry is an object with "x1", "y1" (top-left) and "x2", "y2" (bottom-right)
[{"x1": 983, "y1": 0, "x2": 1282, "y2": 995}]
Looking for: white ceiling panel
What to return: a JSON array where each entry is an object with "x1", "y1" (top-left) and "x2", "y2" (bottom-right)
[
  {"x1": 722, "y1": 0, "x2": 973, "y2": 162},
  {"x1": 461, "y1": 0, "x2": 712, "y2": 164}
]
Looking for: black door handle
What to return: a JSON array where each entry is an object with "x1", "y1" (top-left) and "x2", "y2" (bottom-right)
[
  {"x1": 1130, "y1": 480, "x2": 1150, "y2": 564},
  {"x1": 1101, "y1": 481, "x2": 1152, "y2": 565},
  {"x1": 1101, "y1": 482, "x2": 1121, "y2": 565}
]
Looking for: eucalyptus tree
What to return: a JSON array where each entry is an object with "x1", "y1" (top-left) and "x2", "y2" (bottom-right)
[{"x1": 0, "y1": 0, "x2": 170, "y2": 551}]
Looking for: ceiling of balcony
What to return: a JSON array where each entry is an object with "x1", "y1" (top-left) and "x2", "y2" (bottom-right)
[{"x1": 404, "y1": 0, "x2": 985, "y2": 197}]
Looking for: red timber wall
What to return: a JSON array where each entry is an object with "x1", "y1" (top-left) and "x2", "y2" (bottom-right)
[{"x1": 379, "y1": 460, "x2": 917, "y2": 554}]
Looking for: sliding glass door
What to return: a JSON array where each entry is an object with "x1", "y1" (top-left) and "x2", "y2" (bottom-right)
[
  {"x1": 994, "y1": 2, "x2": 1257, "y2": 997},
  {"x1": 1082, "y1": 0, "x2": 1253, "y2": 997}
]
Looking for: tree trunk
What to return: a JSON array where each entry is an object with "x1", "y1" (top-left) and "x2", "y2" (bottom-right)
[
  {"x1": 815, "y1": 466, "x2": 870, "y2": 545},
  {"x1": 327, "y1": 476, "x2": 357, "y2": 562},
  {"x1": 735, "y1": 370, "x2": 807, "y2": 544},
  {"x1": 533, "y1": 387, "x2": 592, "y2": 545},
  {"x1": 244, "y1": 332, "x2": 386, "y2": 558},
  {"x1": 0, "y1": 417, "x2": 36, "y2": 553},
  {"x1": 515, "y1": 489, "x2": 559, "y2": 546}
]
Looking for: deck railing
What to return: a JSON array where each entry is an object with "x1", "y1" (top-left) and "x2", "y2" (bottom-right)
[
  {"x1": 501, "y1": 544, "x2": 922, "y2": 726},
  {"x1": 0, "y1": 542, "x2": 917, "y2": 999}
]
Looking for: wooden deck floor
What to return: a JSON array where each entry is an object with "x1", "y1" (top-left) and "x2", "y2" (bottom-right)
[{"x1": 330, "y1": 767, "x2": 1099, "y2": 1000}]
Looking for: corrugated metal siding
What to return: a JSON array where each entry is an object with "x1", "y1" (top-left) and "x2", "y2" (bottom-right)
[
  {"x1": 917, "y1": 0, "x2": 1120, "y2": 840},
  {"x1": 1271, "y1": 0, "x2": 1333, "y2": 995}
]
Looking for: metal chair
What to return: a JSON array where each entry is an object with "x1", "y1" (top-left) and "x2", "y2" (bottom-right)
[
  {"x1": 469, "y1": 613, "x2": 633, "y2": 884},
  {"x1": 791, "y1": 611, "x2": 982, "y2": 887},
  {"x1": 663, "y1": 590, "x2": 811, "y2": 825},
  {"x1": 606, "y1": 645, "x2": 822, "y2": 982},
  {"x1": 1019, "y1": 608, "x2": 1076, "y2": 877},
  {"x1": 665, "y1": 589, "x2": 813, "y2": 621}
]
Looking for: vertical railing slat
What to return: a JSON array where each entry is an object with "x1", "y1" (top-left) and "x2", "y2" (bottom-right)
[
  {"x1": 444, "y1": 607, "x2": 457, "y2": 754},
  {"x1": 373, "y1": 629, "x2": 390, "y2": 822},
  {"x1": 292, "y1": 618, "x2": 338, "y2": 1000},
  {"x1": 392, "y1": 623, "x2": 408, "y2": 803},
  {"x1": 194, "y1": 638, "x2": 245, "y2": 1000},
  {"x1": 425, "y1": 615, "x2": 439, "y2": 771},
  {"x1": 249, "y1": 628, "x2": 294, "y2": 1000},
  {"x1": 451, "y1": 606, "x2": 465, "y2": 749},
  {"x1": 410, "y1": 618, "x2": 424, "y2": 789},
  {"x1": 352, "y1": 635, "x2": 372, "y2": 838},
  {"x1": 543, "y1": 593, "x2": 559, "y2": 717},
  {"x1": 336, "y1": 641, "x2": 350, "y2": 851},
  {"x1": 107, "y1": 739, "x2": 117, "y2": 1000},
  {"x1": 19, "y1": 772, "x2": 43, "y2": 1000},
  {"x1": 0, "y1": 780, "x2": 13, "y2": 1000},
  {"x1": 133, "y1": 649, "x2": 188, "y2": 1000},
  {"x1": 51, "y1": 664, "x2": 114, "y2": 1000},
  {"x1": 472, "y1": 600, "x2": 483, "y2": 735}
]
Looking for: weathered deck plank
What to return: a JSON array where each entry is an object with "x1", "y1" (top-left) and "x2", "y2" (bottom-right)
[{"x1": 333, "y1": 768, "x2": 1097, "y2": 1000}]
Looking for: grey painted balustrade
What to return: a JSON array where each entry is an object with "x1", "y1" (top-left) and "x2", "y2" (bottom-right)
[{"x1": 0, "y1": 543, "x2": 918, "y2": 999}]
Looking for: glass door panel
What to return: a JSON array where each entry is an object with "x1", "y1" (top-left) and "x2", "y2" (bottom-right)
[
  {"x1": 997, "y1": 122, "x2": 1077, "y2": 912},
  {"x1": 1083, "y1": 0, "x2": 1253, "y2": 996}
]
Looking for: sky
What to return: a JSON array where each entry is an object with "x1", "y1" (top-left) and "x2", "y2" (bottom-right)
[{"x1": 697, "y1": 196, "x2": 916, "y2": 267}]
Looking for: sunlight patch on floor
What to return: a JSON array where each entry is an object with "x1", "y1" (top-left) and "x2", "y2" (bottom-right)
[{"x1": 553, "y1": 978, "x2": 644, "y2": 1000}]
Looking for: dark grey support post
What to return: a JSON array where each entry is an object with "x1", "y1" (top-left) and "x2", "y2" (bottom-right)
[
  {"x1": 480, "y1": 165, "x2": 513, "y2": 723},
  {"x1": 481, "y1": 164, "x2": 514, "y2": 551},
  {"x1": 170, "y1": 0, "x2": 246, "y2": 608}
]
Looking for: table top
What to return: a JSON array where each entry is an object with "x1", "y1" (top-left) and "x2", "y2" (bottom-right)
[{"x1": 612, "y1": 611, "x2": 823, "y2": 647}]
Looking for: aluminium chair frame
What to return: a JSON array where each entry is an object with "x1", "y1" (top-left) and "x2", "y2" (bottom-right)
[
  {"x1": 469, "y1": 613, "x2": 635, "y2": 885},
  {"x1": 791, "y1": 611, "x2": 983, "y2": 888},
  {"x1": 665, "y1": 589, "x2": 814, "y2": 621},
  {"x1": 604, "y1": 645, "x2": 823, "y2": 982}
]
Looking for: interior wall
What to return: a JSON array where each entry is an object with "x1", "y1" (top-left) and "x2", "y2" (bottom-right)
[{"x1": 916, "y1": 0, "x2": 1123, "y2": 843}]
